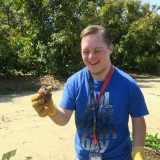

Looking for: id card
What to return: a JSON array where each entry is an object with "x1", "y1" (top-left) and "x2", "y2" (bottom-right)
[{"x1": 89, "y1": 153, "x2": 102, "y2": 160}]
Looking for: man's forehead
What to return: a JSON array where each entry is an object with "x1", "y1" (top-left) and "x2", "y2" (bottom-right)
[{"x1": 81, "y1": 36, "x2": 106, "y2": 48}]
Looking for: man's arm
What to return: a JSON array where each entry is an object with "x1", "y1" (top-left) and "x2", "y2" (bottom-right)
[
  {"x1": 131, "y1": 116, "x2": 147, "y2": 160},
  {"x1": 49, "y1": 106, "x2": 73, "y2": 126},
  {"x1": 132, "y1": 116, "x2": 146, "y2": 146}
]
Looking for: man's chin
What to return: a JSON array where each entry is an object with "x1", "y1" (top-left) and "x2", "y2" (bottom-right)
[
  {"x1": 90, "y1": 70, "x2": 100, "y2": 75},
  {"x1": 89, "y1": 69, "x2": 106, "y2": 77}
]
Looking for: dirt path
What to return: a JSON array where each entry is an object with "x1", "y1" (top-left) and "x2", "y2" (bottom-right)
[
  {"x1": 0, "y1": 77, "x2": 160, "y2": 160},
  {"x1": 133, "y1": 77, "x2": 160, "y2": 135}
]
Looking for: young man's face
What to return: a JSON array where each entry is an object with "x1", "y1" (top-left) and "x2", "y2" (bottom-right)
[{"x1": 81, "y1": 32, "x2": 113, "y2": 80}]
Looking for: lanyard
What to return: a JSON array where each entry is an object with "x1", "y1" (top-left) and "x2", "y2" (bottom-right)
[{"x1": 88, "y1": 65, "x2": 114, "y2": 146}]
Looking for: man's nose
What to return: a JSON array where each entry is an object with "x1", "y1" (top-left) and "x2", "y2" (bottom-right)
[{"x1": 88, "y1": 51, "x2": 96, "y2": 59}]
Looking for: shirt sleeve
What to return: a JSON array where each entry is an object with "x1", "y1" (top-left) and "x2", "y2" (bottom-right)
[
  {"x1": 128, "y1": 82, "x2": 149, "y2": 118},
  {"x1": 60, "y1": 77, "x2": 77, "y2": 110}
]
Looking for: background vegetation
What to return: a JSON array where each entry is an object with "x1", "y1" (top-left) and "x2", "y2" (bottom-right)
[{"x1": 0, "y1": 0, "x2": 160, "y2": 78}]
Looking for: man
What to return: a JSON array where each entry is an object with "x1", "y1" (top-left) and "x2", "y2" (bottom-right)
[{"x1": 31, "y1": 25, "x2": 149, "y2": 160}]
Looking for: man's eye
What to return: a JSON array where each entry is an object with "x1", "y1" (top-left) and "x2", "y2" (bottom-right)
[
  {"x1": 95, "y1": 50, "x2": 102, "y2": 53},
  {"x1": 83, "y1": 51, "x2": 89, "y2": 54}
]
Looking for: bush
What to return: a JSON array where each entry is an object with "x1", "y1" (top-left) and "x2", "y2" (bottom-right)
[{"x1": 146, "y1": 133, "x2": 160, "y2": 152}]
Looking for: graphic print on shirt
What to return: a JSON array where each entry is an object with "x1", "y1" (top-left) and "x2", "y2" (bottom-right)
[{"x1": 76, "y1": 92, "x2": 118, "y2": 153}]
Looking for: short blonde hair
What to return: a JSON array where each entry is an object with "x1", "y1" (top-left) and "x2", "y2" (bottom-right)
[{"x1": 80, "y1": 25, "x2": 112, "y2": 46}]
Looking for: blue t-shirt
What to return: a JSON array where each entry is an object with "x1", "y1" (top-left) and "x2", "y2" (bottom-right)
[{"x1": 60, "y1": 67, "x2": 149, "y2": 160}]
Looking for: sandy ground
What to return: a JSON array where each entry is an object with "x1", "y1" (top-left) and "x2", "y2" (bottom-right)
[{"x1": 0, "y1": 76, "x2": 160, "y2": 160}]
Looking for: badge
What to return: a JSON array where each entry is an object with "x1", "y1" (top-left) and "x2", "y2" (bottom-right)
[{"x1": 89, "y1": 153, "x2": 102, "y2": 160}]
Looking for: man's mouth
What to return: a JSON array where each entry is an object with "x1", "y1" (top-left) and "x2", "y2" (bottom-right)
[{"x1": 89, "y1": 61, "x2": 99, "y2": 65}]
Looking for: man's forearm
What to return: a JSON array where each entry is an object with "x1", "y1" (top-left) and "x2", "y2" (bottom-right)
[
  {"x1": 132, "y1": 117, "x2": 147, "y2": 160},
  {"x1": 132, "y1": 117, "x2": 146, "y2": 146},
  {"x1": 49, "y1": 106, "x2": 73, "y2": 126}
]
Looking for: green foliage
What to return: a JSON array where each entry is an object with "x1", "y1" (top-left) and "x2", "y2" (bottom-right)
[
  {"x1": 136, "y1": 54, "x2": 160, "y2": 73},
  {"x1": 0, "y1": 27, "x2": 17, "y2": 75},
  {"x1": 0, "y1": 0, "x2": 37, "y2": 76},
  {"x1": 146, "y1": 133, "x2": 160, "y2": 152},
  {"x1": 47, "y1": 30, "x2": 83, "y2": 77},
  {"x1": 119, "y1": 12, "x2": 160, "y2": 72},
  {"x1": 100, "y1": 0, "x2": 160, "y2": 73},
  {"x1": 0, "y1": 0, "x2": 160, "y2": 77}
]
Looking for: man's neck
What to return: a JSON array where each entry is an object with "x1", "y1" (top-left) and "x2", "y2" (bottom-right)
[{"x1": 91, "y1": 64, "x2": 112, "y2": 81}]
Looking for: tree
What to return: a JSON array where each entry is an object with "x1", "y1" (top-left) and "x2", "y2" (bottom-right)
[
  {"x1": 0, "y1": 0, "x2": 159, "y2": 76},
  {"x1": 99, "y1": 0, "x2": 160, "y2": 73}
]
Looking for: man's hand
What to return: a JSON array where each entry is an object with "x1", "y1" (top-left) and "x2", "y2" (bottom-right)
[
  {"x1": 132, "y1": 147, "x2": 144, "y2": 160},
  {"x1": 31, "y1": 86, "x2": 57, "y2": 117}
]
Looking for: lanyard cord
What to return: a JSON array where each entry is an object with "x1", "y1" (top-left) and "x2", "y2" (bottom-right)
[
  {"x1": 88, "y1": 72, "x2": 98, "y2": 145},
  {"x1": 98, "y1": 65, "x2": 114, "y2": 103},
  {"x1": 88, "y1": 65, "x2": 114, "y2": 147}
]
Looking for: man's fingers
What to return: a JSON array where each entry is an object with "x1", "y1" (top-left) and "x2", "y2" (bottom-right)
[
  {"x1": 38, "y1": 107, "x2": 49, "y2": 117},
  {"x1": 31, "y1": 86, "x2": 54, "y2": 118},
  {"x1": 32, "y1": 105, "x2": 49, "y2": 117},
  {"x1": 32, "y1": 99, "x2": 45, "y2": 107},
  {"x1": 46, "y1": 86, "x2": 52, "y2": 92},
  {"x1": 33, "y1": 105, "x2": 44, "y2": 113},
  {"x1": 31, "y1": 93, "x2": 41, "y2": 101}
]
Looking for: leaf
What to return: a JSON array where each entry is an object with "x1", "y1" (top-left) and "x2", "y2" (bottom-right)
[{"x1": 2, "y1": 149, "x2": 17, "y2": 160}]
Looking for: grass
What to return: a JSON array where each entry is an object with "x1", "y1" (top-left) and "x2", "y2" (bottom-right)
[{"x1": 146, "y1": 133, "x2": 160, "y2": 152}]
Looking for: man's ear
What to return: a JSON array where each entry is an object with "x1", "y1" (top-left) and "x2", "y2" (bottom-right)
[{"x1": 108, "y1": 44, "x2": 114, "y2": 55}]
